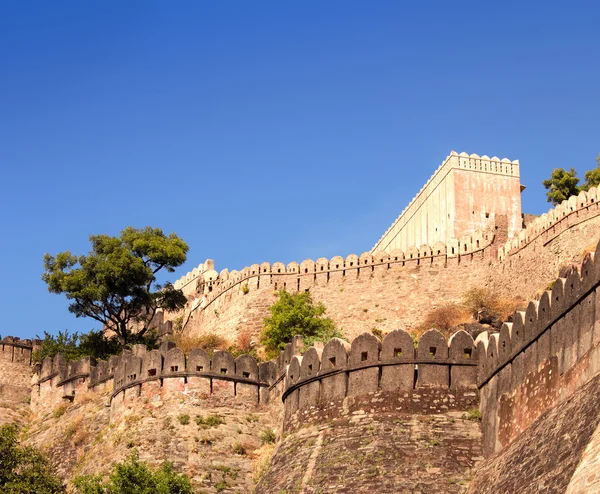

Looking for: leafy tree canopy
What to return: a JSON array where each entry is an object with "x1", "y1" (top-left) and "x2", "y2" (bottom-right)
[
  {"x1": 42, "y1": 227, "x2": 188, "y2": 344},
  {"x1": 73, "y1": 451, "x2": 193, "y2": 494},
  {"x1": 542, "y1": 167, "x2": 581, "y2": 205},
  {"x1": 0, "y1": 424, "x2": 65, "y2": 493},
  {"x1": 261, "y1": 290, "x2": 342, "y2": 359},
  {"x1": 582, "y1": 155, "x2": 600, "y2": 191},
  {"x1": 31, "y1": 329, "x2": 160, "y2": 364}
]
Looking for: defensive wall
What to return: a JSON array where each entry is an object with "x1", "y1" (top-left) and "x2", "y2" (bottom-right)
[
  {"x1": 258, "y1": 329, "x2": 483, "y2": 492},
  {"x1": 169, "y1": 184, "x2": 600, "y2": 343},
  {"x1": 371, "y1": 151, "x2": 522, "y2": 253},
  {"x1": 468, "y1": 237, "x2": 600, "y2": 492},
  {"x1": 0, "y1": 336, "x2": 38, "y2": 404}
]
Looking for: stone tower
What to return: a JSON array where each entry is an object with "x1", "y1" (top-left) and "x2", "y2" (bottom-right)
[{"x1": 372, "y1": 151, "x2": 523, "y2": 253}]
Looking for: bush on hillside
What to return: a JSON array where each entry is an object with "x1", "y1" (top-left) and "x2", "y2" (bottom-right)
[
  {"x1": 420, "y1": 303, "x2": 472, "y2": 337},
  {"x1": 462, "y1": 287, "x2": 524, "y2": 323},
  {"x1": 0, "y1": 424, "x2": 65, "y2": 493},
  {"x1": 261, "y1": 290, "x2": 342, "y2": 359},
  {"x1": 73, "y1": 451, "x2": 192, "y2": 494}
]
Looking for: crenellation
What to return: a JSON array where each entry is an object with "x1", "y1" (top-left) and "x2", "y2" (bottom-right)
[{"x1": 477, "y1": 240, "x2": 600, "y2": 458}]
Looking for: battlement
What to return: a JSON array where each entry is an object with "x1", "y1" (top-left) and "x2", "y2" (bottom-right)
[
  {"x1": 277, "y1": 329, "x2": 480, "y2": 431},
  {"x1": 477, "y1": 237, "x2": 600, "y2": 456},
  {"x1": 177, "y1": 228, "x2": 495, "y2": 322},
  {"x1": 499, "y1": 185, "x2": 600, "y2": 260}
]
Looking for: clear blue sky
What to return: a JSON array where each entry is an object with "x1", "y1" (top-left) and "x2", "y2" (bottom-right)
[{"x1": 1, "y1": 1, "x2": 598, "y2": 340}]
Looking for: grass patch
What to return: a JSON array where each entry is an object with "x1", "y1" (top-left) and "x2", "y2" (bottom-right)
[
  {"x1": 259, "y1": 429, "x2": 276, "y2": 445},
  {"x1": 196, "y1": 414, "x2": 225, "y2": 428}
]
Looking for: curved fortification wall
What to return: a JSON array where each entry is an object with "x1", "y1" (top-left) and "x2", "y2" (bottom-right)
[
  {"x1": 169, "y1": 185, "x2": 600, "y2": 343},
  {"x1": 280, "y1": 329, "x2": 478, "y2": 430},
  {"x1": 31, "y1": 342, "x2": 282, "y2": 422},
  {"x1": 176, "y1": 229, "x2": 498, "y2": 339},
  {"x1": 470, "y1": 238, "x2": 600, "y2": 493},
  {"x1": 258, "y1": 329, "x2": 483, "y2": 493}
]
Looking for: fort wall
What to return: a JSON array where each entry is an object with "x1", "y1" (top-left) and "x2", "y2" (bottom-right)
[
  {"x1": 281, "y1": 328, "x2": 478, "y2": 430},
  {"x1": 0, "y1": 337, "x2": 36, "y2": 405},
  {"x1": 169, "y1": 185, "x2": 600, "y2": 344},
  {"x1": 470, "y1": 238, "x2": 600, "y2": 491},
  {"x1": 258, "y1": 329, "x2": 483, "y2": 493},
  {"x1": 179, "y1": 230, "x2": 498, "y2": 340}
]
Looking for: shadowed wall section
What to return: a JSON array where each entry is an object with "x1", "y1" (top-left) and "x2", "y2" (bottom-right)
[{"x1": 471, "y1": 238, "x2": 600, "y2": 492}]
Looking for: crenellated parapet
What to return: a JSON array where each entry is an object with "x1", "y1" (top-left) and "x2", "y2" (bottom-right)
[
  {"x1": 476, "y1": 237, "x2": 600, "y2": 456},
  {"x1": 499, "y1": 185, "x2": 600, "y2": 260},
  {"x1": 179, "y1": 228, "x2": 495, "y2": 317},
  {"x1": 0, "y1": 337, "x2": 40, "y2": 405},
  {"x1": 31, "y1": 340, "x2": 286, "y2": 419},
  {"x1": 280, "y1": 329, "x2": 479, "y2": 430}
]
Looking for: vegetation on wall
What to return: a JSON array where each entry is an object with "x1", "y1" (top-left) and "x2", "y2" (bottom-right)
[
  {"x1": 42, "y1": 227, "x2": 189, "y2": 344},
  {"x1": 0, "y1": 424, "x2": 65, "y2": 493},
  {"x1": 419, "y1": 303, "x2": 472, "y2": 337},
  {"x1": 73, "y1": 451, "x2": 193, "y2": 494},
  {"x1": 261, "y1": 290, "x2": 342, "y2": 359},
  {"x1": 417, "y1": 287, "x2": 525, "y2": 336},
  {"x1": 542, "y1": 154, "x2": 600, "y2": 205}
]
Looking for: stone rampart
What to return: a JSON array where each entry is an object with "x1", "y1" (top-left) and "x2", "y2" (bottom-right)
[
  {"x1": 476, "y1": 237, "x2": 600, "y2": 457},
  {"x1": 31, "y1": 339, "x2": 293, "y2": 422},
  {"x1": 281, "y1": 328, "x2": 479, "y2": 431},
  {"x1": 171, "y1": 184, "x2": 600, "y2": 342},
  {"x1": 0, "y1": 336, "x2": 37, "y2": 404},
  {"x1": 177, "y1": 228, "x2": 497, "y2": 339},
  {"x1": 499, "y1": 185, "x2": 600, "y2": 260}
]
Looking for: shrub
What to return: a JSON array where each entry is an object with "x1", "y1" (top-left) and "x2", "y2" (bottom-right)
[
  {"x1": 421, "y1": 303, "x2": 471, "y2": 336},
  {"x1": 370, "y1": 327, "x2": 384, "y2": 339},
  {"x1": 74, "y1": 450, "x2": 192, "y2": 494},
  {"x1": 53, "y1": 404, "x2": 68, "y2": 418},
  {"x1": 178, "y1": 414, "x2": 190, "y2": 425},
  {"x1": 462, "y1": 287, "x2": 524, "y2": 322},
  {"x1": 0, "y1": 424, "x2": 65, "y2": 493},
  {"x1": 259, "y1": 429, "x2": 276, "y2": 445},
  {"x1": 464, "y1": 408, "x2": 482, "y2": 421},
  {"x1": 168, "y1": 333, "x2": 229, "y2": 356},
  {"x1": 196, "y1": 415, "x2": 225, "y2": 428},
  {"x1": 261, "y1": 291, "x2": 342, "y2": 359},
  {"x1": 232, "y1": 442, "x2": 246, "y2": 455},
  {"x1": 242, "y1": 284, "x2": 250, "y2": 295}
]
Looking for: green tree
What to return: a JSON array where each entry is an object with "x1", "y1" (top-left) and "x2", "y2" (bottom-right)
[
  {"x1": 73, "y1": 451, "x2": 192, "y2": 494},
  {"x1": 261, "y1": 290, "x2": 342, "y2": 359},
  {"x1": 0, "y1": 424, "x2": 65, "y2": 493},
  {"x1": 42, "y1": 227, "x2": 188, "y2": 344},
  {"x1": 31, "y1": 329, "x2": 160, "y2": 364},
  {"x1": 542, "y1": 167, "x2": 581, "y2": 205},
  {"x1": 581, "y1": 153, "x2": 600, "y2": 191}
]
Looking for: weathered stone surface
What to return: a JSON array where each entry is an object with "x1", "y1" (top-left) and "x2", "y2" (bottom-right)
[
  {"x1": 260, "y1": 388, "x2": 482, "y2": 493},
  {"x1": 470, "y1": 372, "x2": 600, "y2": 494},
  {"x1": 380, "y1": 329, "x2": 414, "y2": 391},
  {"x1": 320, "y1": 338, "x2": 350, "y2": 402},
  {"x1": 417, "y1": 329, "x2": 449, "y2": 387},
  {"x1": 347, "y1": 332, "x2": 381, "y2": 396}
]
